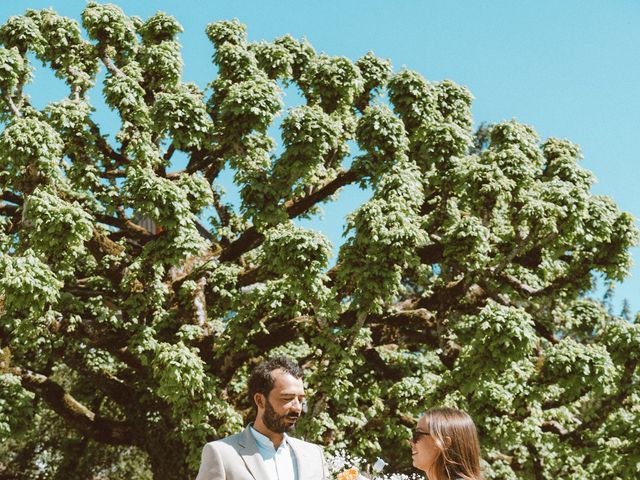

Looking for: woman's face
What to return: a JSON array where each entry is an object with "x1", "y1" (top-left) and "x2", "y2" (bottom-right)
[{"x1": 411, "y1": 415, "x2": 440, "y2": 474}]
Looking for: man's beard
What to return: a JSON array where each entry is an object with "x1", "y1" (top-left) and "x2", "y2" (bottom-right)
[{"x1": 263, "y1": 399, "x2": 300, "y2": 433}]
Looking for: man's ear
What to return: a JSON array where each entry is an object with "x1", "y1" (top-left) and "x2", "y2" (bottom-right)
[{"x1": 254, "y1": 393, "x2": 265, "y2": 410}]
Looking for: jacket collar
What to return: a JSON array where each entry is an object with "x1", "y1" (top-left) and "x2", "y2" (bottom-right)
[
  {"x1": 287, "y1": 436, "x2": 311, "y2": 479},
  {"x1": 239, "y1": 424, "x2": 312, "y2": 480},
  {"x1": 237, "y1": 426, "x2": 271, "y2": 480}
]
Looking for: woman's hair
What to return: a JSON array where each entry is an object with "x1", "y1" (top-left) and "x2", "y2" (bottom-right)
[{"x1": 423, "y1": 407, "x2": 482, "y2": 480}]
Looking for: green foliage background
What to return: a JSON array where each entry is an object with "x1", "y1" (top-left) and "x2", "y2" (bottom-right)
[{"x1": 0, "y1": 3, "x2": 639, "y2": 479}]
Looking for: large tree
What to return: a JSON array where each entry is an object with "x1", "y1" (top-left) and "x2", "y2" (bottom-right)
[{"x1": 1, "y1": 3, "x2": 639, "y2": 479}]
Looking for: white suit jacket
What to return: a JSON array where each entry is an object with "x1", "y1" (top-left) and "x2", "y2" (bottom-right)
[{"x1": 195, "y1": 426, "x2": 328, "y2": 480}]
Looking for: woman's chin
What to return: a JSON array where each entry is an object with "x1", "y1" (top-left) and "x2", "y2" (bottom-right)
[{"x1": 412, "y1": 458, "x2": 428, "y2": 473}]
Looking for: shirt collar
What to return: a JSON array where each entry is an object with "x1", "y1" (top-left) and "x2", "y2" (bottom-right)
[{"x1": 249, "y1": 424, "x2": 289, "y2": 450}]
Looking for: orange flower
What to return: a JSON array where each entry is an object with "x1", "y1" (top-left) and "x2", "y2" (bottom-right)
[{"x1": 337, "y1": 467, "x2": 359, "y2": 480}]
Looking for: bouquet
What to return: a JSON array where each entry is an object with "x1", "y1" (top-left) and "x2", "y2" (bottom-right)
[{"x1": 327, "y1": 451, "x2": 419, "y2": 480}]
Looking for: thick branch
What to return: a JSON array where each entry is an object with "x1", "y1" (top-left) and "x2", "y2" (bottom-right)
[
  {"x1": 219, "y1": 168, "x2": 362, "y2": 263},
  {"x1": 369, "y1": 308, "x2": 438, "y2": 348},
  {"x1": 284, "y1": 168, "x2": 360, "y2": 218},
  {"x1": 211, "y1": 188, "x2": 233, "y2": 233},
  {"x1": 100, "y1": 169, "x2": 127, "y2": 179},
  {"x1": 237, "y1": 265, "x2": 267, "y2": 287},
  {"x1": 499, "y1": 273, "x2": 541, "y2": 296},
  {"x1": 208, "y1": 315, "x2": 314, "y2": 382},
  {"x1": 15, "y1": 367, "x2": 135, "y2": 446},
  {"x1": 1, "y1": 191, "x2": 23, "y2": 205},
  {"x1": 163, "y1": 144, "x2": 176, "y2": 163},
  {"x1": 60, "y1": 346, "x2": 139, "y2": 408},
  {"x1": 499, "y1": 259, "x2": 596, "y2": 301},
  {"x1": 195, "y1": 218, "x2": 216, "y2": 243},
  {"x1": 419, "y1": 277, "x2": 482, "y2": 312},
  {"x1": 416, "y1": 241, "x2": 444, "y2": 265},
  {"x1": 203, "y1": 152, "x2": 226, "y2": 184},
  {"x1": 100, "y1": 53, "x2": 126, "y2": 79},
  {"x1": 418, "y1": 279, "x2": 481, "y2": 368},
  {"x1": 541, "y1": 420, "x2": 569, "y2": 436},
  {"x1": 0, "y1": 204, "x2": 19, "y2": 217},
  {"x1": 526, "y1": 443, "x2": 545, "y2": 480},
  {"x1": 86, "y1": 227, "x2": 129, "y2": 284},
  {"x1": 492, "y1": 228, "x2": 556, "y2": 278},
  {"x1": 0, "y1": 200, "x2": 21, "y2": 232},
  {"x1": 94, "y1": 213, "x2": 154, "y2": 241},
  {"x1": 563, "y1": 357, "x2": 638, "y2": 444},
  {"x1": 165, "y1": 145, "x2": 223, "y2": 180},
  {"x1": 361, "y1": 347, "x2": 407, "y2": 381},
  {"x1": 88, "y1": 119, "x2": 128, "y2": 166},
  {"x1": 219, "y1": 227, "x2": 263, "y2": 262},
  {"x1": 61, "y1": 314, "x2": 145, "y2": 374},
  {"x1": 3, "y1": 92, "x2": 22, "y2": 117}
]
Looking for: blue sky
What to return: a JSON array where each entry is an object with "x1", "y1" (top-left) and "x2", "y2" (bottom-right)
[{"x1": 2, "y1": 1, "x2": 639, "y2": 314}]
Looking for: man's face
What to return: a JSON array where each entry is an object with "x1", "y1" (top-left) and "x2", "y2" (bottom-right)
[{"x1": 257, "y1": 369, "x2": 305, "y2": 434}]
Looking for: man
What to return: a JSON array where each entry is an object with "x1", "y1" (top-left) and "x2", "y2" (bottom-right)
[{"x1": 196, "y1": 356, "x2": 328, "y2": 480}]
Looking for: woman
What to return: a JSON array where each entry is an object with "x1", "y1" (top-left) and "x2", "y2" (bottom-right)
[{"x1": 410, "y1": 407, "x2": 482, "y2": 480}]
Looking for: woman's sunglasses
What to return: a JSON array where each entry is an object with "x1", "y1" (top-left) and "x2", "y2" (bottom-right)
[{"x1": 411, "y1": 429, "x2": 431, "y2": 443}]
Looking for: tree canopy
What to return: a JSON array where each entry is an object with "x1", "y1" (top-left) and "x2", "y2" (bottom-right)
[{"x1": 1, "y1": 3, "x2": 639, "y2": 480}]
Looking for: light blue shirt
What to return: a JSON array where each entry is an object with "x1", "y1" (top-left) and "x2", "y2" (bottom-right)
[{"x1": 249, "y1": 426, "x2": 298, "y2": 480}]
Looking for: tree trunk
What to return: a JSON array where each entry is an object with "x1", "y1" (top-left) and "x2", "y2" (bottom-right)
[{"x1": 145, "y1": 429, "x2": 190, "y2": 480}]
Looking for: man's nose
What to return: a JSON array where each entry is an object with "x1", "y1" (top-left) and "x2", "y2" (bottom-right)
[{"x1": 290, "y1": 398, "x2": 303, "y2": 412}]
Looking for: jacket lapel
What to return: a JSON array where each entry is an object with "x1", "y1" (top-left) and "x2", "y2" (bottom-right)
[
  {"x1": 288, "y1": 437, "x2": 311, "y2": 480},
  {"x1": 238, "y1": 427, "x2": 271, "y2": 480}
]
